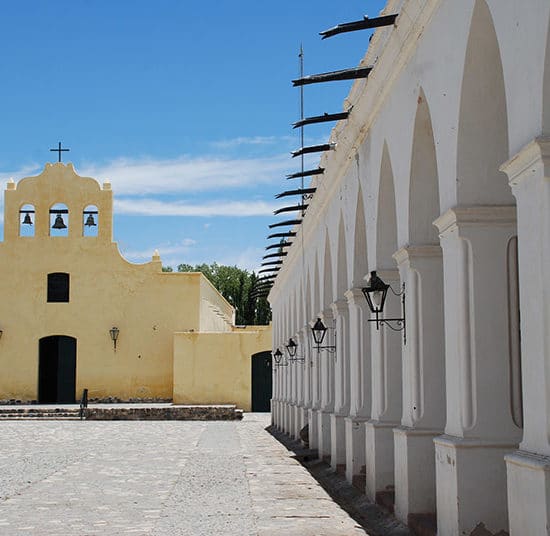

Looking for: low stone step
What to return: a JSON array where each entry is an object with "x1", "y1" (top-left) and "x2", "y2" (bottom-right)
[
  {"x1": 0, "y1": 405, "x2": 244, "y2": 421},
  {"x1": 0, "y1": 407, "x2": 82, "y2": 420},
  {"x1": 0, "y1": 408, "x2": 80, "y2": 414},
  {"x1": 0, "y1": 417, "x2": 81, "y2": 421}
]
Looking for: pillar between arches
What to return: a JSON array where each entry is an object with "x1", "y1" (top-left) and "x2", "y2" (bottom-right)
[
  {"x1": 365, "y1": 269, "x2": 403, "y2": 502},
  {"x1": 500, "y1": 137, "x2": 550, "y2": 536},
  {"x1": 309, "y1": 318, "x2": 322, "y2": 453},
  {"x1": 392, "y1": 245, "x2": 445, "y2": 524},
  {"x1": 344, "y1": 287, "x2": 371, "y2": 488},
  {"x1": 317, "y1": 309, "x2": 335, "y2": 463},
  {"x1": 330, "y1": 299, "x2": 350, "y2": 472},
  {"x1": 433, "y1": 205, "x2": 521, "y2": 536}
]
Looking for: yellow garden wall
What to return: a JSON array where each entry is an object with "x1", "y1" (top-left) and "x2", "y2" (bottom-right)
[{"x1": 173, "y1": 326, "x2": 271, "y2": 411}]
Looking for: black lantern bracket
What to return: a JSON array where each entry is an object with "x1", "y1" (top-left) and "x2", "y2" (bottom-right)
[
  {"x1": 273, "y1": 348, "x2": 288, "y2": 367},
  {"x1": 361, "y1": 271, "x2": 406, "y2": 344},
  {"x1": 285, "y1": 338, "x2": 305, "y2": 364},
  {"x1": 310, "y1": 318, "x2": 337, "y2": 358}
]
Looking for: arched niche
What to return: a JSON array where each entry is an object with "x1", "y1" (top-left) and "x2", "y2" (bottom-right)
[
  {"x1": 296, "y1": 283, "x2": 304, "y2": 330},
  {"x1": 82, "y1": 204, "x2": 98, "y2": 237},
  {"x1": 409, "y1": 89, "x2": 440, "y2": 244},
  {"x1": 352, "y1": 184, "x2": 368, "y2": 285},
  {"x1": 335, "y1": 212, "x2": 348, "y2": 298},
  {"x1": 456, "y1": 0, "x2": 513, "y2": 205},
  {"x1": 19, "y1": 203, "x2": 35, "y2": 237},
  {"x1": 305, "y1": 269, "x2": 312, "y2": 323},
  {"x1": 376, "y1": 143, "x2": 398, "y2": 270},
  {"x1": 322, "y1": 230, "x2": 334, "y2": 310},
  {"x1": 313, "y1": 254, "x2": 321, "y2": 317},
  {"x1": 49, "y1": 203, "x2": 69, "y2": 237}
]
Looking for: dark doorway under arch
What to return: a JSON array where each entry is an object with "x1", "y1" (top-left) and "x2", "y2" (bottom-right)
[
  {"x1": 251, "y1": 351, "x2": 272, "y2": 412},
  {"x1": 38, "y1": 336, "x2": 77, "y2": 403}
]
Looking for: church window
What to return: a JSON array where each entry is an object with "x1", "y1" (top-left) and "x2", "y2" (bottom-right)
[
  {"x1": 47, "y1": 273, "x2": 70, "y2": 303},
  {"x1": 83, "y1": 205, "x2": 98, "y2": 237},
  {"x1": 19, "y1": 204, "x2": 35, "y2": 237},
  {"x1": 50, "y1": 203, "x2": 69, "y2": 237}
]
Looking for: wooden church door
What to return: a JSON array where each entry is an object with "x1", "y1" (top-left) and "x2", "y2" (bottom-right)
[
  {"x1": 251, "y1": 351, "x2": 272, "y2": 412},
  {"x1": 38, "y1": 336, "x2": 77, "y2": 403}
]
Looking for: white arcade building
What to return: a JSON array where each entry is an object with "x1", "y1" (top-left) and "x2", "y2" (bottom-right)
[{"x1": 268, "y1": 1, "x2": 550, "y2": 535}]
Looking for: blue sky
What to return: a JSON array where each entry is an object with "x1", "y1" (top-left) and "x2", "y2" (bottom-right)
[{"x1": 0, "y1": 0, "x2": 386, "y2": 270}]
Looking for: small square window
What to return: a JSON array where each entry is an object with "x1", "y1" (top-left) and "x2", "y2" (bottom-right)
[{"x1": 47, "y1": 273, "x2": 70, "y2": 302}]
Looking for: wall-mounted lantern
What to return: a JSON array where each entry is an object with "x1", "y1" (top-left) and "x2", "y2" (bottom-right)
[
  {"x1": 310, "y1": 318, "x2": 336, "y2": 355},
  {"x1": 285, "y1": 338, "x2": 305, "y2": 364},
  {"x1": 0, "y1": 328, "x2": 3, "y2": 339},
  {"x1": 273, "y1": 348, "x2": 288, "y2": 367},
  {"x1": 362, "y1": 270, "x2": 406, "y2": 344},
  {"x1": 109, "y1": 326, "x2": 120, "y2": 351}
]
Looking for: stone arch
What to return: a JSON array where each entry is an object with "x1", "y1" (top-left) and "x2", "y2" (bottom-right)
[
  {"x1": 456, "y1": 0, "x2": 513, "y2": 205},
  {"x1": 543, "y1": 13, "x2": 550, "y2": 135},
  {"x1": 409, "y1": 88, "x2": 440, "y2": 244},
  {"x1": 352, "y1": 185, "x2": 368, "y2": 286},
  {"x1": 376, "y1": 143, "x2": 398, "y2": 269},
  {"x1": 322, "y1": 230, "x2": 333, "y2": 309},
  {"x1": 335, "y1": 212, "x2": 348, "y2": 298}
]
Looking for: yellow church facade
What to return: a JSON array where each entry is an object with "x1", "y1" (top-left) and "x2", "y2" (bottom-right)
[{"x1": 0, "y1": 163, "x2": 271, "y2": 410}]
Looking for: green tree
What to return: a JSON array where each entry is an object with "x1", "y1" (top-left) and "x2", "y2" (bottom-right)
[{"x1": 176, "y1": 262, "x2": 271, "y2": 325}]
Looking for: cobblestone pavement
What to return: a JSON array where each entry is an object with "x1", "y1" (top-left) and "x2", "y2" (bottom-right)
[{"x1": 0, "y1": 413, "x2": 367, "y2": 536}]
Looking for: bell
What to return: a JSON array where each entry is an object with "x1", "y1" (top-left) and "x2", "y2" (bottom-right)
[
  {"x1": 22, "y1": 213, "x2": 33, "y2": 225},
  {"x1": 85, "y1": 214, "x2": 96, "y2": 227},
  {"x1": 52, "y1": 214, "x2": 67, "y2": 229}
]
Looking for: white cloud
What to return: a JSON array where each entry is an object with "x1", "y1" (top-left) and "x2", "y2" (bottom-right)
[
  {"x1": 0, "y1": 163, "x2": 42, "y2": 185},
  {"x1": 121, "y1": 238, "x2": 197, "y2": 261},
  {"x1": 114, "y1": 197, "x2": 280, "y2": 217},
  {"x1": 210, "y1": 135, "x2": 294, "y2": 149},
  {"x1": 0, "y1": 146, "x2": 327, "y2": 201},
  {"x1": 217, "y1": 246, "x2": 266, "y2": 273},
  {"x1": 79, "y1": 154, "x2": 292, "y2": 196}
]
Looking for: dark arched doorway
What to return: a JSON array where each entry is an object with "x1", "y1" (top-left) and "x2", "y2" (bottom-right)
[
  {"x1": 38, "y1": 336, "x2": 77, "y2": 403},
  {"x1": 251, "y1": 351, "x2": 272, "y2": 412}
]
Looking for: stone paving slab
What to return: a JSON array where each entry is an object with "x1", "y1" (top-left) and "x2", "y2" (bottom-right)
[{"x1": 0, "y1": 414, "x2": 369, "y2": 535}]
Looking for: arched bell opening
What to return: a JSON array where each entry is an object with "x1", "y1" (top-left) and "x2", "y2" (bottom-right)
[
  {"x1": 49, "y1": 203, "x2": 69, "y2": 237},
  {"x1": 19, "y1": 203, "x2": 35, "y2": 237},
  {"x1": 82, "y1": 205, "x2": 98, "y2": 237}
]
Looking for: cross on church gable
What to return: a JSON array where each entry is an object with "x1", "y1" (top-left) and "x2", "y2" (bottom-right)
[{"x1": 50, "y1": 142, "x2": 70, "y2": 162}]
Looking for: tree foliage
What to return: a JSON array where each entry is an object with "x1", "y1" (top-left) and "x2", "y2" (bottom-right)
[{"x1": 165, "y1": 262, "x2": 271, "y2": 325}]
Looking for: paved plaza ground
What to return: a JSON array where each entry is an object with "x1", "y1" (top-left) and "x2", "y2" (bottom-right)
[{"x1": 0, "y1": 413, "x2": 368, "y2": 536}]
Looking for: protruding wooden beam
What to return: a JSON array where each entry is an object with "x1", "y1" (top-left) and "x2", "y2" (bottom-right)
[
  {"x1": 268, "y1": 219, "x2": 302, "y2": 229},
  {"x1": 275, "y1": 188, "x2": 316, "y2": 199},
  {"x1": 286, "y1": 168, "x2": 325, "y2": 180},
  {"x1": 292, "y1": 111, "x2": 350, "y2": 129},
  {"x1": 292, "y1": 66, "x2": 372, "y2": 87},
  {"x1": 274, "y1": 204, "x2": 308, "y2": 215},
  {"x1": 320, "y1": 14, "x2": 398, "y2": 39},
  {"x1": 291, "y1": 144, "x2": 335, "y2": 158}
]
